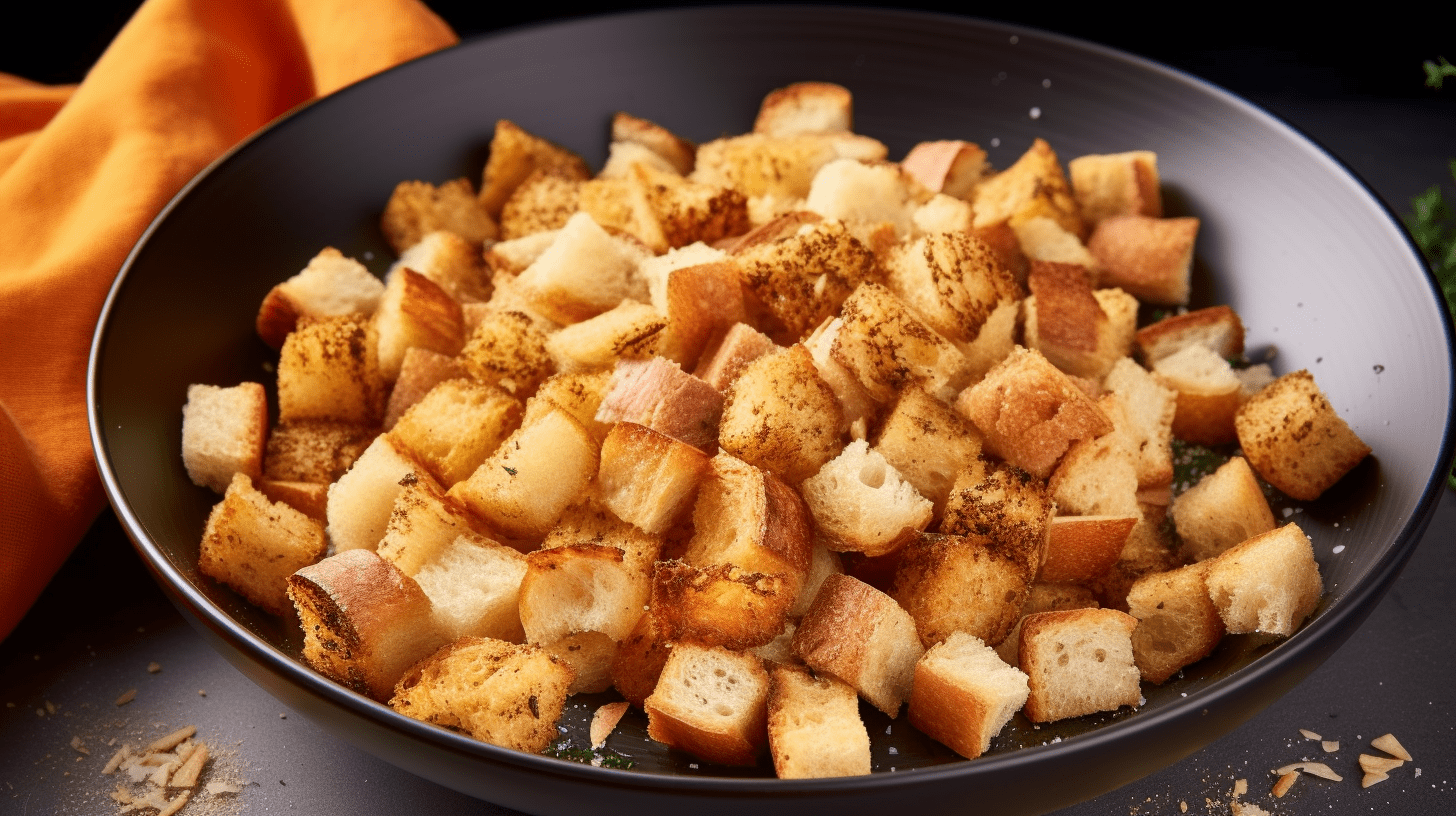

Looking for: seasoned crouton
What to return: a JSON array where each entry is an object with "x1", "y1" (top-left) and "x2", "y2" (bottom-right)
[
  {"x1": 387, "y1": 378, "x2": 522, "y2": 487},
  {"x1": 792, "y1": 573, "x2": 924, "y2": 716},
  {"x1": 1234, "y1": 369, "x2": 1371, "y2": 501},
  {"x1": 973, "y1": 138, "x2": 1084, "y2": 240},
  {"x1": 1172, "y1": 456, "x2": 1276, "y2": 562},
  {"x1": 514, "y1": 211, "x2": 652, "y2": 325},
  {"x1": 734, "y1": 218, "x2": 882, "y2": 342},
  {"x1": 498, "y1": 168, "x2": 583, "y2": 240},
  {"x1": 883, "y1": 230, "x2": 1022, "y2": 348},
  {"x1": 1126, "y1": 561, "x2": 1224, "y2": 684},
  {"x1": 869, "y1": 386, "x2": 983, "y2": 515},
  {"x1": 635, "y1": 163, "x2": 751, "y2": 250},
  {"x1": 610, "y1": 610, "x2": 674, "y2": 708},
  {"x1": 182, "y1": 382, "x2": 268, "y2": 493},
  {"x1": 456, "y1": 308, "x2": 555, "y2": 398},
  {"x1": 767, "y1": 663, "x2": 870, "y2": 778},
  {"x1": 523, "y1": 371, "x2": 613, "y2": 445},
  {"x1": 1067, "y1": 151, "x2": 1162, "y2": 227},
  {"x1": 651, "y1": 560, "x2": 794, "y2": 650},
  {"x1": 519, "y1": 542, "x2": 654, "y2": 645},
  {"x1": 376, "y1": 475, "x2": 496, "y2": 577},
  {"x1": 545, "y1": 299, "x2": 665, "y2": 373},
  {"x1": 901, "y1": 140, "x2": 988, "y2": 200},
  {"x1": 1048, "y1": 397, "x2": 1141, "y2": 518},
  {"x1": 692, "y1": 131, "x2": 887, "y2": 201},
  {"x1": 604, "y1": 111, "x2": 696, "y2": 176},
  {"x1": 277, "y1": 315, "x2": 386, "y2": 424},
  {"x1": 263, "y1": 419, "x2": 375, "y2": 484},
  {"x1": 1019, "y1": 608, "x2": 1140, "y2": 722},
  {"x1": 719, "y1": 344, "x2": 845, "y2": 483},
  {"x1": 645, "y1": 643, "x2": 770, "y2": 766},
  {"x1": 382, "y1": 347, "x2": 469, "y2": 430},
  {"x1": 802, "y1": 316, "x2": 879, "y2": 435},
  {"x1": 477, "y1": 119, "x2": 591, "y2": 218},
  {"x1": 1087, "y1": 215, "x2": 1199, "y2": 305},
  {"x1": 597, "y1": 421, "x2": 712, "y2": 535},
  {"x1": 832, "y1": 282, "x2": 972, "y2": 403},
  {"x1": 256, "y1": 248, "x2": 386, "y2": 349},
  {"x1": 391, "y1": 530, "x2": 528, "y2": 645},
  {"x1": 683, "y1": 453, "x2": 815, "y2": 583},
  {"x1": 199, "y1": 473, "x2": 326, "y2": 615},
  {"x1": 940, "y1": 457, "x2": 1054, "y2": 578},
  {"x1": 326, "y1": 436, "x2": 433, "y2": 553},
  {"x1": 802, "y1": 440, "x2": 932, "y2": 557},
  {"x1": 1204, "y1": 523, "x2": 1322, "y2": 636},
  {"x1": 909, "y1": 632, "x2": 1029, "y2": 759},
  {"x1": 381, "y1": 178, "x2": 497, "y2": 254},
  {"x1": 541, "y1": 630, "x2": 620, "y2": 694},
  {"x1": 892, "y1": 531, "x2": 1032, "y2": 648}
]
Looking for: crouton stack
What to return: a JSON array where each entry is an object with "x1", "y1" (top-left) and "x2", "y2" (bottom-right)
[{"x1": 180, "y1": 81, "x2": 1370, "y2": 774}]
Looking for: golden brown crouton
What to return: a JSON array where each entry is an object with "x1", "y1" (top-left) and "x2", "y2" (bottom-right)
[
  {"x1": 607, "y1": 111, "x2": 696, "y2": 175},
  {"x1": 831, "y1": 282, "x2": 972, "y2": 403},
  {"x1": 1135, "y1": 304, "x2": 1245, "y2": 364},
  {"x1": 802, "y1": 440, "x2": 932, "y2": 557},
  {"x1": 263, "y1": 419, "x2": 375, "y2": 484},
  {"x1": 381, "y1": 178, "x2": 498, "y2": 254},
  {"x1": 544, "y1": 300, "x2": 666, "y2": 373},
  {"x1": 734, "y1": 218, "x2": 882, "y2": 342},
  {"x1": 199, "y1": 473, "x2": 326, "y2": 616},
  {"x1": 1171, "y1": 456, "x2": 1276, "y2": 562},
  {"x1": 908, "y1": 632, "x2": 1029, "y2": 759},
  {"x1": 767, "y1": 663, "x2": 870, "y2": 778},
  {"x1": 597, "y1": 421, "x2": 712, "y2": 535},
  {"x1": 869, "y1": 386, "x2": 983, "y2": 515},
  {"x1": 719, "y1": 344, "x2": 845, "y2": 483},
  {"x1": 477, "y1": 119, "x2": 591, "y2": 218},
  {"x1": 754, "y1": 81, "x2": 853, "y2": 137},
  {"x1": 651, "y1": 560, "x2": 794, "y2": 651},
  {"x1": 498, "y1": 168, "x2": 583, "y2": 240},
  {"x1": 1040, "y1": 515, "x2": 1138, "y2": 584},
  {"x1": 1067, "y1": 151, "x2": 1162, "y2": 227},
  {"x1": 1019, "y1": 607, "x2": 1141, "y2": 722},
  {"x1": 792, "y1": 573, "x2": 924, "y2": 716},
  {"x1": 1204, "y1": 523, "x2": 1323, "y2": 636},
  {"x1": 595, "y1": 356, "x2": 725, "y2": 455},
  {"x1": 456, "y1": 308, "x2": 555, "y2": 399},
  {"x1": 1233, "y1": 369, "x2": 1371, "y2": 501},
  {"x1": 691, "y1": 131, "x2": 887, "y2": 201},
  {"x1": 901, "y1": 140, "x2": 989, "y2": 200},
  {"x1": 1087, "y1": 215, "x2": 1199, "y2": 305},
  {"x1": 645, "y1": 643, "x2": 771, "y2": 766},
  {"x1": 373, "y1": 267, "x2": 465, "y2": 383},
  {"x1": 883, "y1": 229, "x2": 1022, "y2": 348},
  {"x1": 972, "y1": 138, "x2": 1085, "y2": 240},
  {"x1": 940, "y1": 457, "x2": 1054, "y2": 578},
  {"x1": 387, "y1": 378, "x2": 522, "y2": 487},
  {"x1": 277, "y1": 315, "x2": 386, "y2": 425},
  {"x1": 892, "y1": 531, "x2": 1032, "y2": 649},
  {"x1": 1126, "y1": 561, "x2": 1225, "y2": 684},
  {"x1": 255, "y1": 247, "x2": 386, "y2": 349},
  {"x1": 519, "y1": 542, "x2": 654, "y2": 645}
]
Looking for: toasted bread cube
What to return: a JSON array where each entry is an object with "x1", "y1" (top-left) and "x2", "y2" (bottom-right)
[
  {"x1": 477, "y1": 119, "x2": 591, "y2": 218},
  {"x1": 1126, "y1": 562, "x2": 1224, "y2": 684},
  {"x1": 498, "y1": 168, "x2": 583, "y2": 240},
  {"x1": 1088, "y1": 215, "x2": 1199, "y2": 305},
  {"x1": 256, "y1": 248, "x2": 386, "y2": 349},
  {"x1": 644, "y1": 643, "x2": 770, "y2": 766},
  {"x1": 884, "y1": 230, "x2": 1022, "y2": 348},
  {"x1": 605, "y1": 112, "x2": 696, "y2": 176},
  {"x1": 596, "y1": 356, "x2": 724, "y2": 455},
  {"x1": 484, "y1": 229, "x2": 559, "y2": 277},
  {"x1": 901, "y1": 140, "x2": 988, "y2": 200},
  {"x1": 1011, "y1": 215, "x2": 1102, "y2": 276},
  {"x1": 655, "y1": 260, "x2": 748, "y2": 368},
  {"x1": 651, "y1": 560, "x2": 794, "y2": 650},
  {"x1": 545, "y1": 299, "x2": 665, "y2": 373},
  {"x1": 1024, "y1": 262, "x2": 1138, "y2": 380},
  {"x1": 1204, "y1": 523, "x2": 1322, "y2": 636},
  {"x1": 457, "y1": 308, "x2": 555, "y2": 398},
  {"x1": 523, "y1": 371, "x2": 613, "y2": 445},
  {"x1": 1153, "y1": 344, "x2": 1242, "y2": 446},
  {"x1": 199, "y1": 473, "x2": 326, "y2": 615},
  {"x1": 1048, "y1": 399, "x2": 1141, "y2": 518},
  {"x1": 541, "y1": 630, "x2": 619, "y2": 695},
  {"x1": 374, "y1": 267, "x2": 465, "y2": 383},
  {"x1": 802, "y1": 440, "x2": 932, "y2": 557},
  {"x1": 911, "y1": 193, "x2": 975, "y2": 234},
  {"x1": 974, "y1": 220, "x2": 1030, "y2": 286},
  {"x1": 1234, "y1": 370, "x2": 1371, "y2": 501},
  {"x1": 182, "y1": 382, "x2": 268, "y2": 493},
  {"x1": 381, "y1": 178, "x2": 498, "y2": 254},
  {"x1": 256, "y1": 478, "x2": 329, "y2": 521},
  {"x1": 805, "y1": 158, "x2": 919, "y2": 240},
  {"x1": 382, "y1": 348, "x2": 468, "y2": 430},
  {"x1": 376, "y1": 475, "x2": 494, "y2": 576},
  {"x1": 792, "y1": 574, "x2": 924, "y2": 716},
  {"x1": 832, "y1": 282, "x2": 972, "y2": 403},
  {"x1": 598, "y1": 422, "x2": 711, "y2": 535},
  {"x1": 539, "y1": 496, "x2": 665, "y2": 558},
  {"x1": 1041, "y1": 515, "x2": 1139, "y2": 583},
  {"x1": 1103, "y1": 358, "x2": 1177, "y2": 490},
  {"x1": 387, "y1": 379, "x2": 522, "y2": 487},
  {"x1": 392, "y1": 531, "x2": 527, "y2": 645},
  {"x1": 611, "y1": 610, "x2": 674, "y2": 707},
  {"x1": 940, "y1": 458, "x2": 1054, "y2": 578},
  {"x1": 992, "y1": 582, "x2": 1101, "y2": 667},
  {"x1": 683, "y1": 453, "x2": 815, "y2": 583},
  {"x1": 693, "y1": 321, "x2": 778, "y2": 392},
  {"x1": 1086, "y1": 506, "x2": 1183, "y2": 612},
  {"x1": 447, "y1": 406, "x2": 599, "y2": 541},
  {"x1": 692, "y1": 131, "x2": 887, "y2": 202},
  {"x1": 514, "y1": 211, "x2": 651, "y2": 325},
  {"x1": 1172, "y1": 456, "x2": 1276, "y2": 561},
  {"x1": 892, "y1": 531, "x2": 1032, "y2": 649},
  {"x1": 973, "y1": 138, "x2": 1084, "y2": 239},
  {"x1": 263, "y1": 419, "x2": 376, "y2": 484},
  {"x1": 870, "y1": 386, "x2": 983, "y2": 515},
  {"x1": 390, "y1": 636, "x2": 573, "y2": 752},
  {"x1": 389, "y1": 229, "x2": 493, "y2": 306},
  {"x1": 326, "y1": 435, "x2": 433, "y2": 553},
  {"x1": 790, "y1": 542, "x2": 845, "y2": 620},
  {"x1": 1068, "y1": 151, "x2": 1162, "y2": 227},
  {"x1": 577, "y1": 174, "x2": 665, "y2": 252},
  {"x1": 288, "y1": 548, "x2": 447, "y2": 701},
  {"x1": 956, "y1": 346, "x2": 1113, "y2": 480},
  {"x1": 802, "y1": 316, "x2": 879, "y2": 434},
  {"x1": 1019, "y1": 608, "x2": 1141, "y2": 722},
  {"x1": 767, "y1": 663, "x2": 870, "y2": 778},
  {"x1": 733, "y1": 218, "x2": 882, "y2": 342},
  {"x1": 601, "y1": 139, "x2": 682, "y2": 180},
  {"x1": 719, "y1": 345, "x2": 845, "y2": 483},
  {"x1": 635, "y1": 163, "x2": 752, "y2": 251},
  {"x1": 277, "y1": 315, "x2": 385, "y2": 424},
  {"x1": 519, "y1": 543, "x2": 653, "y2": 645},
  {"x1": 754, "y1": 81, "x2": 853, "y2": 137},
  {"x1": 909, "y1": 632, "x2": 1030, "y2": 760},
  {"x1": 1135, "y1": 305, "x2": 1245, "y2": 364}
]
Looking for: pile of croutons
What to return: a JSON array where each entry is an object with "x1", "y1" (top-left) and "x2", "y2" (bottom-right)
[{"x1": 180, "y1": 82, "x2": 1372, "y2": 777}]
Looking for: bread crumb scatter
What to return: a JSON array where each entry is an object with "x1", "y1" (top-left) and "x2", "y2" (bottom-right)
[
  {"x1": 148, "y1": 662, "x2": 162, "y2": 673},
  {"x1": 115, "y1": 689, "x2": 137, "y2": 706},
  {"x1": 1371, "y1": 732, "x2": 1412, "y2": 761},
  {"x1": 1320, "y1": 740, "x2": 1338, "y2": 752},
  {"x1": 1298, "y1": 728, "x2": 1322, "y2": 740}
]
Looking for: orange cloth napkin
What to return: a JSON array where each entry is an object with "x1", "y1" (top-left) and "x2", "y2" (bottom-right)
[{"x1": 0, "y1": 0, "x2": 457, "y2": 640}]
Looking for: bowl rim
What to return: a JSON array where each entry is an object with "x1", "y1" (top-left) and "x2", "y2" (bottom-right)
[{"x1": 86, "y1": 2, "x2": 1456, "y2": 799}]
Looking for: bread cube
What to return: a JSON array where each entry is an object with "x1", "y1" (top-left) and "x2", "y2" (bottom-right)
[
  {"x1": 380, "y1": 178, "x2": 498, "y2": 254},
  {"x1": 767, "y1": 663, "x2": 870, "y2": 778},
  {"x1": 801, "y1": 439, "x2": 932, "y2": 557},
  {"x1": 719, "y1": 344, "x2": 845, "y2": 483},
  {"x1": 255, "y1": 247, "x2": 385, "y2": 349},
  {"x1": 884, "y1": 230, "x2": 1022, "y2": 348},
  {"x1": 595, "y1": 356, "x2": 724, "y2": 455},
  {"x1": 693, "y1": 321, "x2": 778, "y2": 392},
  {"x1": 577, "y1": 174, "x2": 668, "y2": 252},
  {"x1": 477, "y1": 119, "x2": 591, "y2": 218},
  {"x1": 604, "y1": 111, "x2": 696, "y2": 176},
  {"x1": 610, "y1": 611, "x2": 674, "y2": 707},
  {"x1": 991, "y1": 582, "x2": 1101, "y2": 667},
  {"x1": 956, "y1": 346, "x2": 1113, "y2": 479},
  {"x1": 1152, "y1": 344, "x2": 1242, "y2": 446},
  {"x1": 499, "y1": 168, "x2": 583, "y2": 240},
  {"x1": 544, "y1": 299, "x2": 665, "y2": 374},
  {"x1": 263, "y1": 419, "x2": 376, "y2": 484},
  {"x1": 395, "y1": 531, "x2": 528, "y2": 644},
  {"x1": 382, "y1": 347, "x2": 469, "y2": 430},
  {"x1": 1126, "y1": 562, "x2": 1225, "y2": 684},
  {"x1": 869, "y1": 386, "x2": 983, "y2": 515},
  {"x1": 326, "y1": 435, "x2": 432, "y2": 553},
  {"x1": 972, "y1": 138, "x2": 1084, "y2": 240},
  {"x1": 789, "y1": 541, "x2": 846, "y2": 620},
  {"x1": 456, "y1": 308, "x2": 555, "y2": 398},
  {"x1": 1011, "y1": 215, "x2": 1102, "y2": 275},
  {"x1": 1087, "y1": 215, "x2": 1199, "y2": 305},
  {"x1": 519, "y1": 543, "x2": 653, "y2": 645},
  {"x1": 892, "y1": 531, "x2": 1032, "y2": 648},
  {"x1": 805, "y1": 158, "x2": 919, "y2": 240},
  {"x1": 1040, "y1": 515, "x2": 1138, "y2": 583},
  {"x1": 802, "y1": 316, "x2": 879, "y2": 434},
  {"x1": 912, "y1": 193, "x2": 975, "y2": 234},
  {"x1": 691, "y1": 131, "x2": 887, "y2": 202},
  {"x1": 523, "y1": 371, "x2": 613, "y2": 445},
  {"x1": 598, "y1": 421, "x2": 711, "y2": 535},
  {"x1": 198, "y1": 473, "x2": 325, "y2": 615},
  {"x1": 635, "y1": 163, "x2": 752, "y2": 251},
  {"x1": 256, "y1": 479, "x2": 329, "y2": 521},
  {"x1": 644, "y1": 643, "x2": 771, "y2": 766},
  {"x1": 388, "y1": 378, "x2": 522, "y2": 487},
  {"x1": 1019, "y1": 608, "x2": 1141, "y2": 722},
  {"x1": 1067, "y1": 151, "x2": 1162, "y2": 227},
  {"x1": 182, "y1": 382, "x2": 268, "y2": 493},
  {"x1": 684, "y1": 446, "x2": 810, "y2": 586},
  {"x1": 654, "y1": 260, "x2": 748, "y2": 368},
  {"x1": 901, "y1": 139, "x2": 988, "y2": 200},
  {"x1": 1234, "y1": 369, "x2": 1371, "y2": 501},
  {"x1": 447, "y1": 406, "x2": 599, "y2": 541},
  {"x1": 1102, "y1": 357, "x2": 1177, "y2": 490},
  {"x1": 733, "y1": 218, "x2": 882, "y2": 342},
  {"x1": 1135, "y1": 305, "x2": 1244, "y2": 365},
  {"x1": 832, "y1": 282, "x2": 972, "y2": 403},
  {"x1": 651, "y1": 560, "x2": 795, "y2": 651},
  {"x1": 1024, "y1": 261, "x2": 1138, "y2": 379},
  {"x1": 1086, "y1": 506, "x2": 1183, "y2": 612},
  {"x1": 940, "y1": 457, "x2": 1054, "y2": 578},
  {"x1": 373, "y1": 267, "x2": 465, "y2": 383},
  {"x1": 1172, "y1": 456, "x2": 1276, "y2": 562},
  {"x1": 1048, "y1": 398, "x2": 1141, "y2": 518},
  {"x1": 1204, "y1": 523, "x2": 1322, "y2": 636},
  {"x1": 908, "y1": 632, "x2": 1030, "y2": 760},
  {"x1": 376, "y1": 475, "x2": 494, "y2": 576},
  {"x1": 792, "y1": 574, "x2": 924, "y2": 716},
  {"x1": 541, "y1": 630, "x2": 619, "y2": 695},
  {"x1": 388, "y1": 229, "x2": 493, "y2": 306},
  {"x1": 514, "y1": 211, "x2": 651, "y2": 325},
  {"x1": 390, "y1": 636, "x2": 573, "y2": 752},
  {"x1": 288, "y1": 548, "x2": 447, "y2": 701},
  {"x1": 754, "y1": 81, "x2": 853, "y2": 137},
  {"x1": 540, "y1": 496, "x2": 665, "y2": 562},
  {"x1": 276, "y1": 315, "x2": 385, "y2": 425},
  {"x1": 483, "y1": 228, "x2": 559, "y2": 276}
]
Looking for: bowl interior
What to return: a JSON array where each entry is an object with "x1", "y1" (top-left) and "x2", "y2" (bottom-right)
[{"x1": 89, "y1": 5, "x2": 1453, "y2": 811}]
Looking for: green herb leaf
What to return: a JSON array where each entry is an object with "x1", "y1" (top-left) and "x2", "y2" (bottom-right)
[{"x1": 1424, "y1": 56, "x2": 1456, "y2": 89}]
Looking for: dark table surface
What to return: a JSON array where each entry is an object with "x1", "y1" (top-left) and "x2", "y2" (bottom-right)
[{"x1": 3, "y1": 4, "x2": 1453, "y2": 815}]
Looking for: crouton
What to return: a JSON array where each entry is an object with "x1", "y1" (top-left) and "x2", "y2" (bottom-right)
[
  {"x1": 972, "y1": 138, "x2": 1085, "y2": 240},
  {"x1": 1048, "y1": 398, "x2": 1141, "y2": 518},
  {"x1": 382, "y1": 347, "x2": 469, "y2": 430},
  {"x1": 655, "y1": 260, "x2": 748, "y2": 368},
  {"x1": 376, "y1": 475, "x2": 495, "y2": 576},
  {"x1": 477, "y1": 119, "x2": 591, "y2": 218},
  {"x1": 263, "y1": 419, "x2": 375, "y2": 484},
  {"x1": 544, "y1": 299, "x2": 666, "y2": 373},
  {"x1": 1087, "y1": 215, "x2": 1199, "y2": 305},
  {"x1": 832, "y1": 282, "x2": 972, "y2": 403},
  {"x1": 387, "y1": 231, "x2": 491, "y2": 314},
  {"x1": 597, "y1": 421, "x2": 711, "y2": 535},
  {"x1": 1152, "y1": 344, "x2": 1242, "y2": 446},
  {"x1": 276, "y1": 315, "x2": 385, "y2": 425},
  {"x1": 389, "y1": 530, "x2": 528, "y2": 645},
  {"x1": 1204, "y1": 523, "x2": 1322, "y2": 636},
  {"x1": 605, "y1": 111, "x2": 696, "y2": 176},
  {"x1": 596, "y1": 356, "x2": 724, "y2": 455},
  {"x1": 483, "y1": 229, "x2": 559, "y2": 276},
  {"x1": 635, "y1": 163, "x2": 751, "y2": 251},
  {"x1": 610, "y1": 611, "x2": 673, "y2": 708},
  {"x1": 693, "y1": 321, "x2": 778, "y2": 392},
  {"x1": 255, "y1": 248, "x2": 386, "y2": 349},
  {"x1": 199, "y1": 473, "x2": 326, "y2": 615},
  {"x1": 325, "y1": 435, "x2": 433, "y2": 553},
  {"x1": 1012, "y1": 216, "x2": 1101, "y2": 276},
  {"x1": 456, "y1": 308, "x2": 555, "y2": 398},
  {"x1": 1019, "y1": 608, "x2": 1140, "y2": 722},
  {"x1": 992, "y1": 582, "x2": 1101, "y2": 667},
  {"x1": 734, "y1": 218, "x2": 882, "y2": 342},
  {"x1": 883, "y1": 230, "x2": 1021, "y2": 348},
  {"x1": 1102, "y1": 357, "x2": 1177, "y2": 490},
  {"x1": 805, "y1": 158, "x2": 920, "y2": 241},
  {"x1": 1040, "y1": 515, "x2": 1138, "y2": 584},
  {"x1": 911, "y1": 194, "x2": 975, "y2": 235},
  {"x1": 1171, "y1": 456, "x2": 1276, "y2": 562},
  {"x1": 519, "y1": 542, "x2": 653, "y2": 645},
  {"x1": 939, "y1": 457, "x2": 1054, "y2": 578},
  {"x1": 645, "y1": 643, "x2": 770, "y2": 766},
  {"x1": 498, "y1": 168, "x2": 583, "y2": 240},
  {"x1": 380, "y1": 178, "x2": 497, "y2": 254},
  {"x1": 182, "y1": 382, "x2": 268, "y2": 493},
  {"x1": 1234, "y1": 370, "x2": 1371, "y2": 501},
  {"x1": 901, "y1": 140, "x2": 988, "y2": 200},
  {"x1": 908, "y1": 632, "x2": 1029, "y2": 759},
  {"x1": 802, "y1": 316, "x2": 879, "y2": 434},
  {"x1": 1126, "y1": 561, "x2": 1225, "y2": 684},
  {"x1": 754, "y1": 81, "x2": 853, "y2": 137},
  {"x1": 256, "y1": 478, "x2": 330, "y2": 521},
  {"x1": 892, "y1": 531, "x2": 1032, "y2": 648},
  {"x1": 513, "y1": 211, "x2": 652, "y2": 325},
  {"x1": 792, "y1": 574, "x2": 924, "y2": 716},
  {"x1": 719, "y1": 344, "x2": 845, "y2": 483},
  {"x1": 541, "y1": 631, "x2": 619, "y2": 694},
  {"x1": 869, "y1": 386, "x2": 983, "y2": 515},
  {"x1": 1024, "y1": 261, "x2": 1137, "y2": 379},
  {"x1": 373, "y1": 267, "x2": 465, "y2": 383},
  {"x1": 692, "y1": 131, "x2": 887, "y2": 201},
  {"x1": 1067, "y1": 151, "x2": 1162, "y2": 227},
  {"x1": 683, "y1": 453, "x2": 814, "y2": 581},
  {"x1": 767, "y1": 663, "x2": 871, "y2": 778},
  {"x1": 1135, "y1": 305, "x2": 1244, "y2": 364},
  {"x1": 651, "y1": 560, "x2": 794, "y2": 650},
  {"x1": 523, "y1": 371, "x2": 613, "y2": 445},
  {"x1": 802, "y1": 440, "x2": 932, "y2": 557},
  {"x1": 387, "y1": 378, "x2": 522, "y2": 487}
]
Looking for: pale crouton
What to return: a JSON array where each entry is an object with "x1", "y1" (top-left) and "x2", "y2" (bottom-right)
[
  {"x1": 1126, "y1": 561, "x2": 1225, "y2": 684},
  {"x1": 477, "y1": 119, "x2": 591, "y2": 218},
  {"x1": 376, "y1": 475, "x2": 495, "y2": 576},
  {"x1": 908, "y1": 632, "x2": 1029, "y2": 759},
  {"x1": 382, "y1": 347, "x2": 469, "y2": 430},
  {"x1": 1011, "y1": 215, "x2": 1101, "y2": 276},
  {"x1": 767, "y1": 664, "x2": 870, "y2": 778},
  {"x1": 456, "y1": 308, "x2": 555, "y2": 398},
  {"x1": 1024, "y1": 262, "x2": 1138, "y2": 380},
  {"x1": 1234, "y1": 370, "x2": 1371, "y2": 501},
  {"x1": 832, "y1": 282, "x2": 972, "y2": 403},
  {"x1": 483, "y1": 229, "x2": 559, "y2": 276},
  {"x1": 541, "y1": 630, "x2": 619, "y2": 694},
  {"x1": 606, "y1": 111, "x2": 696, "y2": 176},
  {"x1": 883, "y1": 230, "x2": 1022, "y2": 348},
  {"x1": 1171, "y1": 456, "x2": 1276, "y2": 562},
  {"x1": 1067, "y1": 151, "x2": 1162, "y2": 227},
  {"x1": 276, "y1": 315, "x2": 385, "y2": 424},
  {"x1": 326, "y1": 436, "x2": 432, "y2": 553},
  {"x1": 390, "y1": 636, "x2": 573, "y2": 752},
  {"x1": 519, "y1": 543, "x2": 653, "y2": 645},
  {"x1": 754, "y1": 81, "x2": 853, "y2": 137},
  {"x1": 792, "y1": 573, "x2": 925, "y2": 716},
  {"x1": 972, "y1": 138, "x2": 1084, "y2": 239},
  {"x1": 545, "y1": 299, "x2": 665, "y2": 373},
  {"x1": 1040, "y1": 515, "x2": 1138, "y2": 584},
  {"x1": 597, "y1": 422, "x2": 710, "y2": 536},
  {"x1": 373, "y1": 267, "x2": 465, "y2": 383},
  {"x1": 901, "y1": 140, "x2": 988, "y2": 200},
  {"x1": 733, "y1": 218, "x2": 881, "y2": 342},
  {"x1": 498, "y1": 168, "x2": 583, "y2": 240},
  {"x1": 199, "y1": 473, "x2": 326, "y2": 615},
  {"x1": 1048, "y1": 398, "x2": 1141, "y2": 517},
  {"x1": 869, "y1": 386, "x2": 983, "y2": 515},
  {"x1": 805, "y1": 158, "x2": 919, "y2": 240},
  {"x1": 1087, "y1": 215, "x2": 1199, "y2": 305},
  {"x1": 691, "y1": 131, "x2": 888, "y2": 201},
  {"x1": 911, "y1": 194, "x2": 975, "y2": 235},
  {"x1": 693, "y1": 321, "x2": 778, "y2": 392},
  {"x1": 892, "y1": 531, "x2": 1032, "y2": 648},
  {"x1": 802, "y1": 316, "x2": 879, "y2": 434},
  {"x1": 719, "y1": 344, "x2": 845, "y2": 483},
  {"x1": 1135, "y1": 305, "x2": 1245, "y2": 364},
  {"x1": 263, "y1": 419, "x2": 375, "y2": 484},
  {"x1": 380, "y1": 178, "x2": 498, "y2": 254},
  {"x1": 956, "y1": 346, "x2": 1113, "y2": 480},
  {"x1": 650, "y1": 560, "x2": 794, "y2": 650},
  {"x1": 513, "y1": 211, "x2": 651, "y2": 325},
  {"x1": 1204, "y1": 523, "x2": 1322, "y2": 636},
  {"x1": 389, "y1": 531, "x2": 528, "y2": 645},
  {"x1": 182, "y1": 382, "x2": 268, "y2": 493},
  {"x1": 523, "y1": 371, "x2": 613, "y2": 445},
  {"x1": 288, "y1": 548, "x2": 447, "y2": 701},
  {"x1": 802, "y1": 440, "x2": 932, "y2": 557},
  {"x1": 1019, "y1": 608, "x2": 1141, "y2": 722},
  {"x1": 645, "y1": 643, "x2": 771, "y2": 766},
  {"x1": 387, "y1": 378, "x2": 522, "y2": 487},
  {"x1": 992, "y1": 582, "x2": 1100, "y2": 667},
  {"x1": 595, "y1": 356, "x2": 724, "y2": 455},
  {"x1": 255, "y1": 248, "x2": 386, "y2": 349},
  {"x1": 1102, "y1": 357, "x2": 1177, "y2": 490},
  {"x1": 1152, "y1": 344, "x2": 1242, "y2": 446}
]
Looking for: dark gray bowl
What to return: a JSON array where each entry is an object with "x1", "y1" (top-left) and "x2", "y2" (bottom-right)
[{"x1": 87, "y1": 7, "x2": 1454, "y2": 815}]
